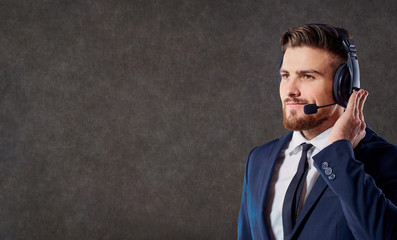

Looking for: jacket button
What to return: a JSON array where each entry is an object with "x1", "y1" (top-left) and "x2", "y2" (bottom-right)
[
  {"x1": 328, "y1": 173, "x2": 336, "y2": 180},
  {"x1": 321, "y1": 162, "x2": 329, "y2": 169},
  {"x1": 325, "y1": 167, "x2": 332, "y2": 176}
]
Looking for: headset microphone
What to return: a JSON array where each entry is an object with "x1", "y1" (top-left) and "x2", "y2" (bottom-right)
[
  {"x1": 303, "y1": 87, "x2": 360, "y2": 114},
  {"x1": 304, "y1": 103, "x2": 337, "y2": 114}
]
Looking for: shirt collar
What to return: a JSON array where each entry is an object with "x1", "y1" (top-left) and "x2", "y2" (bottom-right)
[{"x1": 288, "y1": 128, "x2": 332, "y2": 156}]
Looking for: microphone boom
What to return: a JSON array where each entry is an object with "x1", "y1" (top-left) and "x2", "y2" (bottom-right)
[{"x1": 304, "y1": 103, "x2": 337, "y2": 115}]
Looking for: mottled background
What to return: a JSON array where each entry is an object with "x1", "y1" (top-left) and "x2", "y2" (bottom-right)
[{"x1": 0, "y1": 0, "x2": 396, "y2": 239}]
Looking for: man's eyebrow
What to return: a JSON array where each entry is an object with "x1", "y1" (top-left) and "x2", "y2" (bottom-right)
[
  {"x1": 279, "y1": 69, "x2": 324, "y2": 76},
  {"x1": 296, "y1": 69, "x2": 323, "y2": 76}
]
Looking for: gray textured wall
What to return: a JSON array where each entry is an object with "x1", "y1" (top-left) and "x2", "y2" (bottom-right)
[{"x1": 1, "y1": 0, "x2": 396, "y2": 239}]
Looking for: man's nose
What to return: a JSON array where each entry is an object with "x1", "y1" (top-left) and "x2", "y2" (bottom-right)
[{"x1": 285, "y1": 77, "x2": 301, "y2": 97}]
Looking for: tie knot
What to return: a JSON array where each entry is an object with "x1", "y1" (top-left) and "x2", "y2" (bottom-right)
[{"x1": 301, "y1": 143, "x2": 313, "y2": 153}]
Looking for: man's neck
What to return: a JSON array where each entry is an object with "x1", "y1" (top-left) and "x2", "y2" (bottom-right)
[{"x1": 300, "y1": 121, "x2": 336, "y2": 140}]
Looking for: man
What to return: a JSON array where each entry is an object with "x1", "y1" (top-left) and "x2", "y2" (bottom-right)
[{"x1": 237, "y1": 24, "x2": 397, "y2": 240}]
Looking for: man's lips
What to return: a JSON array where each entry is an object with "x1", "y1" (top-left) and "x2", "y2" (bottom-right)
[
  {"x1": 285, "y1": 102, "x2": 307, "y2": 108},
  {"x1": 284, "y1": 98, "x2": 310, "y2": 109}
]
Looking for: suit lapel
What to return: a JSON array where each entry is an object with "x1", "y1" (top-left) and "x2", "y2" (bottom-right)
[
  {"x1": 290, "y1": 176, "x2": 328, "y2": 239},
  {"x1": 258, "y1": 132, "x2": 293, "y2": 239}
]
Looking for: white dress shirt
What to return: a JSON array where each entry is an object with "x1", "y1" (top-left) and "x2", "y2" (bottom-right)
[{"x1": 265, "y1": 128, "x2": 332, "y2": 240}]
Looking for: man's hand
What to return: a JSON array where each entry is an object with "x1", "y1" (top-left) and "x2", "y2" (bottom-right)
[{"x1": 328, "y1": 89, "x2": 369, "y2": 148}]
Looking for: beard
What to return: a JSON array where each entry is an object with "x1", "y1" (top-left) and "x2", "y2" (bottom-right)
[{"x1": 282, "y1": 99, "x2": 331, "y2": 131}]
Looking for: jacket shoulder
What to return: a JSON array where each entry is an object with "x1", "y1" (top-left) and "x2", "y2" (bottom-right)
[
  {"x1": 358, "y1": 127, "x2": 397, "y2": 156},
  {"x1": 248, "y1": 132, "x2": 292, "y2": 160}
]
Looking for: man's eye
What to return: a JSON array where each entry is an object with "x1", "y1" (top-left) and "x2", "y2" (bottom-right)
[
  {"x1": 281, "y1": 74, "x2": 289, "y2": 79},
  {"x1": 302, "y1": 75, "x2": 314, "y2": 80}
]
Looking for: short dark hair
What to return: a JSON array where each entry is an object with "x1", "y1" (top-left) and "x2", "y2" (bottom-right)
[{"x1": 280, "y1": 24, "x2": 352, "y2": 67}]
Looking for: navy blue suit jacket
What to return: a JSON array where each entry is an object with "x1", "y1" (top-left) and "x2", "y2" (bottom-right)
[{"x1": 238, "y1": 127, "x2": 397, "y2": 239}]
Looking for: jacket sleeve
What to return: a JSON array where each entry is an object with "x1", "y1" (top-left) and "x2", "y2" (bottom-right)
[{"x1": 313, "y1": 140, "x2": 397, "y2": 240}]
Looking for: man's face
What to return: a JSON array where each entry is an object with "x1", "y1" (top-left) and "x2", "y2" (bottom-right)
[{"x1": 279, "y1": 46, "x2": 343, "y2": 131}]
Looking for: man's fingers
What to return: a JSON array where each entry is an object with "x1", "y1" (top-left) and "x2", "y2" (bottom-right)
[
  {"x1": 358, "y1": 90, "x2": 368, "y2": 122},
  {"x1": 350, "y1": 89, "x2": 362, "y2": 118},
  {"x1": 346, "y1": 90, "x2": 358, "y2": 114},
  {"x1": 355, "y1": 90, "x2": 364, "y2": 118},
  {"x1": 351, "y1": 89, "x2": 366, "y2": 119}
]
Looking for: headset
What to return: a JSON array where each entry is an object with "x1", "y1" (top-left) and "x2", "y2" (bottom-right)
[{"x1": 279, "y1": 24, "x2": 360, "y2": 108}]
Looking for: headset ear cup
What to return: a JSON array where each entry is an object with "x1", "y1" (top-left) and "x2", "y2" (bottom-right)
[{"x1": 333, "y1": 64, "x2": 351, "y2": 108}]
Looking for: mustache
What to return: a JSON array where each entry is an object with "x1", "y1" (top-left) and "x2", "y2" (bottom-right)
[{"x1": 283, "y1": 98, "x2": 309, "y2": 104}]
